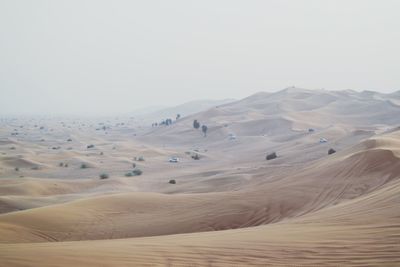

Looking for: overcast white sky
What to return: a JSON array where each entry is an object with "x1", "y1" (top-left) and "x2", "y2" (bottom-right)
[{"x1": 0, "y1": 0, "x2": 399, "y2": 115}]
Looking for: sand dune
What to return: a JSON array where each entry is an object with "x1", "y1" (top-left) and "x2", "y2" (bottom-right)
[
  {"x1": 1, "y1": 156, "x2": 46, "y2": 169},
  {"x1": 0, "y1": 130, "x2": 398, "y2": 245},
  {"x1": 1, "y1": 178, "x2": 399, "y2": 266},
  {"x1": 0, "y1": 88, "x2": 399, "y2": 266}
]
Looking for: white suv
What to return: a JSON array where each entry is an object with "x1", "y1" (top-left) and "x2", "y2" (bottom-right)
[{"x1": 169, "y1": 157, "x2": 179, "y2": 163}]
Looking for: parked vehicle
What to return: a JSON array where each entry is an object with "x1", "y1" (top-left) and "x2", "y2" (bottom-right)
[
  {"x1": 319, "y1": 138, "x2": 328, "y2": 143},
  {"x1": 169, "y1": 157, "x2": 180, "y2": 163}
]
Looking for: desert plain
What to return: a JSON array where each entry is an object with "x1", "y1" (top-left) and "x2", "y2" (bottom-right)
[{"x1": 0, "y1": 88, "x2": 400, "y2": 266}]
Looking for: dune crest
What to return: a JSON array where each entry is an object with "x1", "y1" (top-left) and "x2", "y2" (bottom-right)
[{"x1": 1, "y1": 88, "x2": 399, "y2": 266}]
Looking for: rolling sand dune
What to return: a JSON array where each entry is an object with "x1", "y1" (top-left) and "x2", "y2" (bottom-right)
[
  {"x1": 0, "y1": 178, "x2": 399, "y2": 266},
  {"x1": 0, "y1": 88, "x2": 399, "y2": 266},
  {"x1": 1, "y1": 133, "x2": 399, "y2": 244},
  {"x1": 0, "y1": 156, "x2": 46, "y2": 170}
]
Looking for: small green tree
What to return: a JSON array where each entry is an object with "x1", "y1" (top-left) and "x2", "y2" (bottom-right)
[
  {"x1": 132, "y1": 169, "x2": 143, "y2": 176},
  {"x1": 193, "y1": 120, "x2": 200, "y2": 129},
  {"x1": 99, "y1": 173, "x2": 109, "y2": 179},
  {"x1": 201, "y1": 125, "x2": 208, "y2": 137},
  {"x1": 81, "y1": 163, "x2": 88, "y2": 169},
  {"x1": 192, "y1": 154, "x2": 200, "y2": 160},
  {"x1": 266, "y1": 152, "x2": 277, "y2": 160}
]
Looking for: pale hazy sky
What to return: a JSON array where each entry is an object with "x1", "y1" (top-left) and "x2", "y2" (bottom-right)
[{"x1": 0, "y1": 0, "x2": 399, "y2": 115}]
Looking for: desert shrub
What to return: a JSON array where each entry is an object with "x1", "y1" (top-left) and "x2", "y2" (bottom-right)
[
  {"x1": 31, "y1": 166, "x2": 40, "y2": 170},
  {"x1": 125, "y1": 172, "x2": 133, "y2": 177},
  {"x1": 132, "y1": 169, "x2": 143, "y2": 176},
  {"x1": 193, "y1": 120, "x2": 200, "y2": 129},
  {"x1": 266, "y1": 152, "x2": 277, "y2": 160},
  {"x1": 80, "y1": 163, "x2": 88, "y2": 169},
  {"x1": 201, "y1": 125, "x2": 208, "y2": 137},
  {"x1": 99, "y1": 173, "x2": 109, "y2": 179},
  {"x1": 87, "y1": 144, "x2": 95, "y2": 149},
  {"x1": 137, "y1": 156, "x2": 145, "y2": 161},
  {"x1": 100, "y1": 152, "x2": 104, "y2": 155},
  {"x1": 59, "y1": 162, "x2": 64, "y2": 167},
  {"x1": 67, "y1": 138, "x2": 72, "y2": 142},
  {"x1": 328, "y1": 148, "x2": 336, "y2": 155},
  {"x1": 15, "y1": 167, "x2": 19, "y2": 171},
  {"x1": 132, "y1": 163, "x2": 136, "y2": 168},
  {"x1": 165, "y1": 118, "x2": 173, "y2": 125},
  {"x1": 64, "y1": 163, "x2": 69, "y2": 167},
  {"x1": 169, "y1": 179, "x2": 176, "y2": 184},
  {"x1": 192, "y1": 154, "x2": 200, "y2": 160}
]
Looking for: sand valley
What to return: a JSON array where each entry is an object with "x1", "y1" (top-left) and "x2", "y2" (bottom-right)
[{"x1": 0, "y1": 88, "x2": 399, "y2": 266}]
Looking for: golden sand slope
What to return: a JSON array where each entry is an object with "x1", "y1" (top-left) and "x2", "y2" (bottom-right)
[
  {"x1": 0, "y1": 134, "x2": 399, "y2": 244},
  {"x1": 0, "y1": 178, "x2": 399, "y2": 266},
  {"x1": 0, "y1": 133, "x2": 399, "y2": 266},
  {"x1": 0, "y1": 90, "x2": 399, "y2": 266}
]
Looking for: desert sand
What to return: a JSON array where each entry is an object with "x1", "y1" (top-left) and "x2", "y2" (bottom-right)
[{"x1": 0, "y1": 88, "x2": 400, "y2": 266}]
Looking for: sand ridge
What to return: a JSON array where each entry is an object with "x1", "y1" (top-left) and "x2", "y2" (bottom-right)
[{"x1": 0, "y1": 88, "x2": 399, "y2": 266}]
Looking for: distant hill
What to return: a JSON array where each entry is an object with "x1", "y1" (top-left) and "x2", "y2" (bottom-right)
[
  {"x1": 145, "y1": 87, "x2": 400, "y2": 144},
  {"x1": 132, "y1": 98, "x2": 235, "y2": 122}
]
